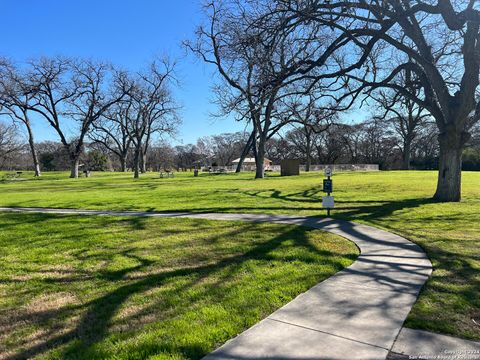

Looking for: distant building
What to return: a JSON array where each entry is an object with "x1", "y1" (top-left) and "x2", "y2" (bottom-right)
[{"x1": 231, "y1": 157, "x2": 273, "y2": 170}]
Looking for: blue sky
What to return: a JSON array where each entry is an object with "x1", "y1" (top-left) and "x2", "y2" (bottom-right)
[{"x1": 0, "y1": 0, "x2": 246, "y2": 144}]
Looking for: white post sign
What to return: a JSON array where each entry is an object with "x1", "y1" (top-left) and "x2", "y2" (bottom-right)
[
  {"x1": 322, "y1": 196, "x2": 334, "y2": 209},
  {"x1": 324, "y1": 167, "x2": 332, "y2": 177}
]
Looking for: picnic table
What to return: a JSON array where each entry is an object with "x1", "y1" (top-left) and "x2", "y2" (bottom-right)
[
  {"x1": 160, "y1": 170, "x2": 174, "y2": 178},
  {"x1": 3, "y1": 171, "x2": 22, "y2": 180}
]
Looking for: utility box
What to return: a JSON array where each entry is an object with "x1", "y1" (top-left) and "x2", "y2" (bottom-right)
[{"x1": 280, "y1": 159, "x2": 300, "y2": 176}]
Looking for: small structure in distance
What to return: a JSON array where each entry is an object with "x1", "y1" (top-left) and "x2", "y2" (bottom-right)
[
  {"x1": 280, "y1": 159, "x2": 300, "y2": 176},
  {"x1": 232, "y1": 157, "x2": 273, "y2": 171}
]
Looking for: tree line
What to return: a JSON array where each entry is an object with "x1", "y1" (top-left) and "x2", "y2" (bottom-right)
[
  {"x1": 2, "y1": 121, "x2": 479, "y2": 173},
  {"x1": 0, "y1": 56, "x2": 180, "y2": 178},
  {"x1": 186, "y1": 0, "x2": 480, "y2": 202},
  {"x1": 2, "y1": 0, "x2": 480, "y2": 201}
]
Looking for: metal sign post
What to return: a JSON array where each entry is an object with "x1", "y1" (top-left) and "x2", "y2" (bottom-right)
[{"x1": 322, "y1": 167, "x2": 334, "y2": 216}]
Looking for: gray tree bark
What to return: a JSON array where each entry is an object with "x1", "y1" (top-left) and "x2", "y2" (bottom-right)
[
  {"x1": 402, "y1": 138, "x2": 412, "y2": 170},
  {"x1": 254, "y1": 136, "x2": 266, "y2": 179},
  {"x1": 305, "y1": 130, "x2": 312, "y2": 172},
  {"x1": 120, "y1": 156, "x2": 127, "y2": 172},
  {"x1": 133, "y1": 145, "x2": 141, "y2": 179},
  {"x1": 433, "y1": 130, "x2": 467, "y2": 202},
  {"x1": 69, "y1": 156, "x2": 80, "y2": 179},
  {"x1": 23, "y1": 113, "x2": 41, "y2": 177},
  {"x1": 141, "y1": 152, "x2": 147, "y2": 173}
]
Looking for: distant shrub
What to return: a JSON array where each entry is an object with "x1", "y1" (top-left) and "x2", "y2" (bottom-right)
[
  {"x1": 462, "y1": 147, "x2": 480, "y2": 171},
  {"x1": 84, "y1": 150, "x2": 109, "y2": 171}
]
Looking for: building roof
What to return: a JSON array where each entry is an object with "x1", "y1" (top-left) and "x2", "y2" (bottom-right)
[{"x1": 232, "y1": 157, "x2": 272, "y2": 163}]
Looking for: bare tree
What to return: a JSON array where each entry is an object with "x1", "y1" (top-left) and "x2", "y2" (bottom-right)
[
  {"x1": 24, "y1": 57, "x2": 130, "y2": 178},
  {"x1": 214, "y1": 132, "x2": 248, "y2": 166},
  {"x1": 265, "y1": 136, "x2": 295, "y2": 162},
  {"x1": 89, "y1": 102, "x2": 133, "y2": 172},
  {"x1": 0, "y1": 121, "x2": 22, "y2": 169},
  {"x1": 358, "y1": 118, "x2": 398, "y2": 168},
  {"x1": 273, "y1": 0, "x2": 480, "y2": 201},
  {"x1": 174, "y1": 144, "x2": 202, "y2": 170},
  {"x1": 126, "y1": 60, "x2": 180, "y2": 178},
  {"x1": 373, "y1": 68, "x2": 432, "y2": 169},
  {"x1": 282, "y1": 94, "x2": 334, "y2": 171},
  {"x1": 340, "y1": 123, "x2": 364, "y2": 164},
  {"x1": 315, "y1": 125, "x2": 348, "y2": 164},
  {"x1": 147, "y1": 141, "x2": 176, "y2": 171},
  {"x1": 282, "y1": 127, "x2": 315, "y2": 165},
  {"x1": 412, "y1": 122, "x2": 440, "y2": 169},
  {"x1": 188, "y1": 0, "x2": 327, "y2": 178},
  {"x1": 199, "y1": 132, "x2": 248, "y2": 166},
  {"x1": 0, "y1": 59, "x2": 42, "y2": 176},
  {"x1": 65, "y1": 60, "x2": 131, "y2": 177}
]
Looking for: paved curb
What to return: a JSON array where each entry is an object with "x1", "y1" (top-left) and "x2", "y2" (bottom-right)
[
  {"x1": 388, "y1": 328, "x2": 480, "y2": 359},
  {"x1": 0, "y1": 207, "x2": 432, "y2": 359}
]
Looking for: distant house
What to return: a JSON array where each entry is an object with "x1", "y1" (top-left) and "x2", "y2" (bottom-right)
[{"x1": 231, "y1": 157, "x2": 273, "y2": 170}]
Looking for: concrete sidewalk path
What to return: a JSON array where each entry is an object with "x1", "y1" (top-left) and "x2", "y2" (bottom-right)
[{"x1": 0, "y1": 207, "x2": 433, "y2": 359}]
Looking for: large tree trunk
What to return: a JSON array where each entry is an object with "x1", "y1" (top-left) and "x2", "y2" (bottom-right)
[
  {"x1": 433, "y1": 130, "x2": 465, "y2": 202},
  {"x1": 119, "y1": 155, "x2": 127, "y2": 172},
  {"x1": 69, "y1": 156, "x2": 80, "y2": 178},
  {"x1": 254, "y1": 137, "x2": 266, "y2": 179},
  {"x1": 402, "y1": 139, "x2": 411, "y2": 170},
  {"x1": 305, "y1": 134, "x2": 311, "y2": 172},
  {"x1": 133, "y1": 146, "x2": 141, "y2": 179},
  {"x1": 25, "y1": 122, "x2": 41, "y2": 177},
  {"x1": 141, "y1": 152, "x2": 147, "y2": 173}
]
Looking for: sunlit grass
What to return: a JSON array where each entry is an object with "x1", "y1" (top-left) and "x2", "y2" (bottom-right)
[
  {"x1": 0, "y1": 213, "x2": 357, "y2": 359},
  {"x1": 0, "y1": 170, "x2": 479, "y2": 340}
]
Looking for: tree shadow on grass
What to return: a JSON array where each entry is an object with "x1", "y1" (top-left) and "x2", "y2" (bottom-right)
[
  {"x1": 1, "y1": 191, "x2": 438, "y2": 223},
  {"x1": 4, "y1": 220, "x2": 353, "y2": 360},
  {"x1": 334, "y1": 197, "x2": 438, "y2": 222},
  {"x1": 233, "y1": 187, "x2": 438, "y2": 222},
  {"x1": 0, "y1": 212, "x2": 59, "y2": 230},
  {"x1": 401, "y1": 241, "x2": 480, "y2": 340},
  {"x1": 238, "y1": 188, "x2": 323, "y2": 204}
]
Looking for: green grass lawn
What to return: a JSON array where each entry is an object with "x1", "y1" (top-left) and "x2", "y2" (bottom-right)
[
  {"x1": 0, "y1": 170, "x2": 479, "y2": 342},
  {"x1": 0, "y1": 212, "x2": 357, "y2": 359}
]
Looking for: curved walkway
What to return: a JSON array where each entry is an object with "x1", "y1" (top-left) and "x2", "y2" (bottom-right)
[{"x1": 0, "y1": 207, "x2": 432, "y2": 359}]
